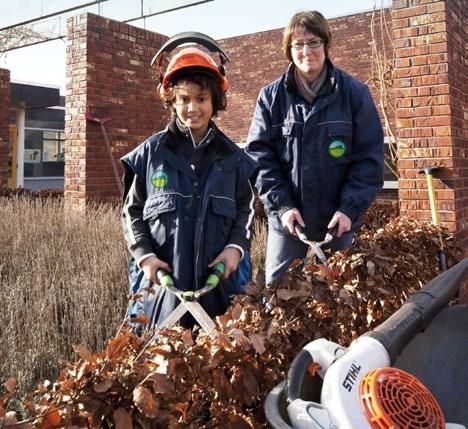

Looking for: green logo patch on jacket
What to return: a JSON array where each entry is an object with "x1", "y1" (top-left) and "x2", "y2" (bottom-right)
[
  {"x1": 328, "y1": 140, "x2": 347, "y2": 158},
  {"x1": 151, "y1": 170, "x2": 169, "y2": 188}
]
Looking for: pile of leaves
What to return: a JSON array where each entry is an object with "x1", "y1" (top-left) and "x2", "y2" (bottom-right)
[{"x1": 1, "y1": 212, "x2": 463, "y2": 428}]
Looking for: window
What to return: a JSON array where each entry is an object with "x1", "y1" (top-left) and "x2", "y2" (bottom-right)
[
  {"x1": 24, "y1": 129, "x2": 65, "y2": 177},
  {"x1": 383, "y1": 136, "x2": 398, "y2": 190},
  {"x1": 23, "y1": 106, "x2": 65, "y2": 178}
]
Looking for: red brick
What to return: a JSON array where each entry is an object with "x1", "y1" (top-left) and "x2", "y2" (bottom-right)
[{"x1": 57, "y1": 4, "x2": 467, "y2": 247}]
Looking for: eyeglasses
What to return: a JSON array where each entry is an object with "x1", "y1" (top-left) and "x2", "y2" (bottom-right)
[{"x1": 290, "y1": 39, "x2": 324, "y2": 50}]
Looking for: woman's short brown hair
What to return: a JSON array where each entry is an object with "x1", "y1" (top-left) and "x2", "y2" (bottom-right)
[
  {"x1": 162, "y1": 69, "x2": 227, "y2": 117},
  {"x1": 282, "y1": 11, "x2": 332, "y2": 62}
]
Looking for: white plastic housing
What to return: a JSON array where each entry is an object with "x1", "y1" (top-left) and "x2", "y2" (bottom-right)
[{"x1": 321, "y1": 336, "x2": 390, "y2": 429}]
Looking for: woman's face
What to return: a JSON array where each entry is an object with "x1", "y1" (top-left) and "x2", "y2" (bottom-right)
[
  {"x1": 290, "y1": 25, "x2": 326, "y2": 83},
  {"x1": 173, "y1": 80, "x2": 213, "y2": 142}
]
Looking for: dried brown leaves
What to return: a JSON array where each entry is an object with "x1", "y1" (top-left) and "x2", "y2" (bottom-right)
[{"x1": 1, "y1": 212, "x2": 462, "y2": 428}]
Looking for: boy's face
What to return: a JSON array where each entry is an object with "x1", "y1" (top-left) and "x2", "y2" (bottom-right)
[{"x1": 173, "y1": 80, "x2": 214, "y2": 142}]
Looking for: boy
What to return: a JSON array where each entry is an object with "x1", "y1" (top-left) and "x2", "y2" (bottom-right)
[{"x1": 121, "y1": 44, "x2": 256, "y2": 328}]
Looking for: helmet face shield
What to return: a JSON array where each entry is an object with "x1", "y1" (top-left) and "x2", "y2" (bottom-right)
[
  {"x1": 160, "y1": 48, "x2": 229, "y2": 95},
  {"x1": 152, "y1": 32, "x2": 230, "y2": 100}
]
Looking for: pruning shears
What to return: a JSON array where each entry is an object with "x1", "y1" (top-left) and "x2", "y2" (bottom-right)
[
  {"x1": 154, "y1": 262, "x2": 225, "y2": 335},
  {"x1": 294, "y1": 223, "x2": 337, "y2": 266}
]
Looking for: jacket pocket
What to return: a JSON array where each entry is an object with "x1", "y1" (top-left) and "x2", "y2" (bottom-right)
[
  {"x1": 143, "y1": 193, "x2": 176, "y2": 220},
  {"x1": 272, "y1": 120, "x2": 303, "y2": 169},
  {"x1": 208, "y1": 196, "x2": 237, "y2": 255},
  {"x1": 211, "y1": 196, "x2": 236, "y2": 220},
  {"x1": 142, "y1": 193, "x2": 177, "y2": 249}
]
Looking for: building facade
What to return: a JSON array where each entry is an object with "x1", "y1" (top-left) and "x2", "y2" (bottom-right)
[
  {"x1": 0, "y1": 0, "x2": 466, "y2": 244},
  {"x1": 0, "y1": 80, "x2": 65, "y2": 191}
]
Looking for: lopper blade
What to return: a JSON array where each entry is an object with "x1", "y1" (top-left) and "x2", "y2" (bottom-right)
[
  {"x1": 182, "y1": 301, "x2": 216, "y2": 334},
  {"x1": 309, "y1": 241, "x2": 328, "y2": 265},
  {"x1": 158, "y1": 302, "x2": 188, "y2": 329}
]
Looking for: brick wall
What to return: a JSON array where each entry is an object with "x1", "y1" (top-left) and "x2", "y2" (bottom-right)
[
  {"x1": 0, "y1": 68, "x2": 10, "y2": 187},
  {"x1": 216, "y1": 9, "x2": 393, "y2": 144},
  {"x1": 65, "y1": 10, "x2": 392, "y2": 206},
  {"x1": 446, "y1": 0, "x2": 467, "y2": 245},
  {"x1": 64, "y1": 6, "x2": 465, "y2": 243},
  {"x1": 65, "y1": 13, "x2": 168, "y2": 206},
  {"x1": 393, "y1": 0, "x2": 467, "y2": 243}
]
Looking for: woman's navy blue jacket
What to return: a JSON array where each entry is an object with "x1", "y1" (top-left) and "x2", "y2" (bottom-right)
[
  {"x1": 246, "y1": 61, "x2": 384, "y2": 240},
  {"x1": 121, "y1": 122, "x2": 256, "y2": 328}
]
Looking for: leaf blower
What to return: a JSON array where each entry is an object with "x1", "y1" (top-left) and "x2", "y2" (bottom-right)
[{"x1": 266, "y1": 258, "x2": 468, "y2": 429}]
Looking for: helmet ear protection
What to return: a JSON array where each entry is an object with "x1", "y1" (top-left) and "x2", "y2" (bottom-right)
[{"x1": 151, "y1": 31, "x2": 230, "y2": 97}]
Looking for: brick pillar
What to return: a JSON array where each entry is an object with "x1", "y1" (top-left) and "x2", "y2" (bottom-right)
[
  {"x1": 393, "y1": 0, "x2": 467, "y2": 245},
  {"x1": 65, "y1": 12, "x2": 168, "y2": 208},
  {"x1": 0, "y1": 68, "x2": 10, "y2": 187}
]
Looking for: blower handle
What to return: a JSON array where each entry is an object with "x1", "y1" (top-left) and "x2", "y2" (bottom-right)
[
  {"x1": 285, "y1": 349, "x2": 314, "y2": 403},
  {"x1": 364, "y1": 258, "x2": 467, "y2": 363}
]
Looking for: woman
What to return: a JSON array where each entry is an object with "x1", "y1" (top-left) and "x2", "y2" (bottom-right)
[{"x1": 246, "y1": 11, "x2": 384, "y2": 284}]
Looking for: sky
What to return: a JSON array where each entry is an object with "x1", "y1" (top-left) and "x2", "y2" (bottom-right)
[{"x1": 1, "y1": 0, "x2": 388, "y2": 93}]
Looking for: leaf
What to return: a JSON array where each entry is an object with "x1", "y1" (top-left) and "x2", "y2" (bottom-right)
[
  {"x1": 133, "y1": 386, "x2": 159, "y2": 419},
  {"x1": 227, "y1": 413, "x2": 254, "y2": 429},
  {"x1": 73, "y1": 344, "x2": 96, "y2": 363},
  {"x1": 130, "y1": 315, "x2": 149, "y2": 324},
  {"x1": 307, "y1": 362, "x2": 321, "y2": 377},
  {"x1": 151, "y1": 354, "x2": 169, "y2": 375},
  {"x1": 248, "y1": 333, "x2": 266, "y2": 354},
  {"x1": 3, "y1": 377, "x2": 16, "y2": 393},
  {"x1": 241, "y1": 369, "x2": 258, "y2": 405},
  {"x1": 93, "y1": 378, "x2": 113, "y2": 393},
  {"x1": 316, "y1": 264, "x2": 340, "y2": 280},
  {"x1": 42, "y1": 406, "x2": 61, "y2": 429},
  {"x1": 143, "y1": 286, "x2": 155, "y2": 295},
  {"x1": 231, "y1": 303, "x2": 243, "y2": 320},
  {"x1": 113, "y1": 407, "x2": 133, "y2": 429},
  {"x1": 181, "y1": 329, "x2": 193, "y2": 346},
  {"x1": 276, "y1": 288, "x2": 309, "y2": 300},
  {"x1": 107, "y1": 335, "x2": 130, "y2": 360},
  {"x1": 152, "y1": 373, "x2": 176, "y2": 395},
  {"x1": 3, "y1": 411, "x2": 17, "y2": 424}
]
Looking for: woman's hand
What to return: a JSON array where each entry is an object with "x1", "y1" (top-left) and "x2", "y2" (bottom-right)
[
  {"x1": 140, "y1": 255, "x2": 171, "y2": 284},
  {"x1": 208, "y1": 247, "x2": 242, "y2": 279},
  {"x1": 281, "y1": 208, "x2": 305, "y2": 235},
  {"x1": 327, "y1": 211, "x2": 351, "y2": 237}
]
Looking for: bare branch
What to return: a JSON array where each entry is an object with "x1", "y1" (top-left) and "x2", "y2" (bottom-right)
[{"x1": 367, "y1": 1, "x2": 399, "y2": 178}]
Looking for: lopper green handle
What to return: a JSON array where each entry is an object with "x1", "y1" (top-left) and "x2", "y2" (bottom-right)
[
  {"x1": 156, "y1": 269, "x2": 174, "y2": 287},
  {"x1": 205, "y1": 262, "x2": 225, "y2": 288}
]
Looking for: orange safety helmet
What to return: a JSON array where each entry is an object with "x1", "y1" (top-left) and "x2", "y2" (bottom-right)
[
  {"x1": 160, "y1": 47, "x2": 229, "y2": 94},
  {"x1": 152, "y1": 32, "x2": 230, "y2": 99}
]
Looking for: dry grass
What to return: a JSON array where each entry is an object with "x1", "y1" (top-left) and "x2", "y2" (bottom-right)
[
  {"x1": 0, "y1": 196, "x2": 268, "y2": 394},
  {"x1": 250, "y1": 219, "x2": 267, "y2": 277},
  {"x1": 0, "y1": 197, "x2": 128, "y2": 392}
]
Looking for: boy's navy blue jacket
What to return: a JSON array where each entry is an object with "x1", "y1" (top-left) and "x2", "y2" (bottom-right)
[
  {"x1": 121, "y1": 121, "x2": 256, "y2": 328},
  {"x1": 246, "y1": 60, "x2": 384, "y2": 241}
]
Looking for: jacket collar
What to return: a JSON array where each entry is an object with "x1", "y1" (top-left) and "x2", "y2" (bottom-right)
[
  {"x1": 157, "y1": 119, "x2": 235, "y2": 172},
  {"x1": 285, "y1": 59, "x2": 337, "y2": 98}
]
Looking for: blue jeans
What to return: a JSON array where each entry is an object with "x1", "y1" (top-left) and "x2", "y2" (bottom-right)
[{"x1": 265, "y1": 227, "x2": 353, "y2": 284}]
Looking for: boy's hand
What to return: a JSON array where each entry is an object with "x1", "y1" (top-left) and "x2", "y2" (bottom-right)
[
  {"x1": 140, "y1": 255, "x2": 171, "y2": 284},
  {"x1": 208, "y1": 247, "x2": 242, "y2": 279}
]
